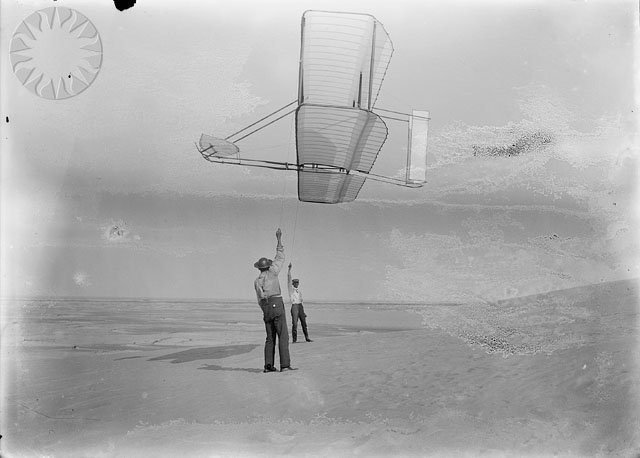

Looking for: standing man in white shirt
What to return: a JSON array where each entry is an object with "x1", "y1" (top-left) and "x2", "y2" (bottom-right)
[{"x1": 287, "y1": 262, "x2": 312, "y2": 343}]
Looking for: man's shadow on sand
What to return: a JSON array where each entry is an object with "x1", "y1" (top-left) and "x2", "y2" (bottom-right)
[
  {"x1": 198, "y1": 364, "x2": 263, "y2": 373},
  {"x1": 148, "y1": 344, "x2": 262, "y2": 372}
]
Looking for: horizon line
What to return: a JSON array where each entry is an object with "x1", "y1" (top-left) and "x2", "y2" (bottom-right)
[{"x1": 1, "y1": 278, "x2": 637, "y2": 304}]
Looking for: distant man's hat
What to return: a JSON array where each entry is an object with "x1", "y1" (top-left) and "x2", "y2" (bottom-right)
[
  {"x1": 254, "y1": 257, "x2": 272, "y2": 269},
  {"x1": 292, "y1": 278, "x2": 300, "y2": 283}
]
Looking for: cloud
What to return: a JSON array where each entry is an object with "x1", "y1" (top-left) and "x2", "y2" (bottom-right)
[{"x1": 379, "y1": 198, "x2": 638, "y2": 302}]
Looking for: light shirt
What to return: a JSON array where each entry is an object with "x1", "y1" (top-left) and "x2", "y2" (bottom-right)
[
  {"x1": 288, "y1": 269, "x2": 303, "y2": 304},
  {"x1": 254, "y1": 243, "x2": 285, "y2": 303},
  {"x1": 290, "y1": 287, "x2": 302, "y2": 304}
]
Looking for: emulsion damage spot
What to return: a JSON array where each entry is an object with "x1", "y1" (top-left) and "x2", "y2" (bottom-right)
[{"x1": 113, "y1": 0, "x2": 136, "y2": 11}]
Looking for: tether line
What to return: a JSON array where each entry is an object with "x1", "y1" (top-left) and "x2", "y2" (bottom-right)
[
  {"x1": 290, "y1": 198, "x2": 300, "y2": 262},
  {"x1": 284, "y1": 115, "x2": 299, "y2": 262},
  {"x1": 279, "y1": 120, "x2": 293, "y2": 225}
]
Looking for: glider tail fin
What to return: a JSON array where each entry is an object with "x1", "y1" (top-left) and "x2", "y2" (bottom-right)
[{"x1": 406, "y1": 110, "x2": 429, "y2": 184}]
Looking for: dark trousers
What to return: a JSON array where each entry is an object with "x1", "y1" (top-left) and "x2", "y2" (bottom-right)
[
  {"x1": 291, "y1": 303, "x2": 309, "y2": 342},
  {"x1": 261, "y1": 296, "x2": 290, "y2": 369}
]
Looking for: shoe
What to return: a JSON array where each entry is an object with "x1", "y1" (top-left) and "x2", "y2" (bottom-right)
[
  {"x1": 292, "y1": 340, "x2": 297, "y2": 344},
  {"x1": 263, "y1": 365, "x2": 277, "y2": 373},
  {"x1": 280, "y1": 366, "x2": 298, "y2": 372},
  {"x1": 305, "y1": 339, "x2": 313, "y2": 342}
]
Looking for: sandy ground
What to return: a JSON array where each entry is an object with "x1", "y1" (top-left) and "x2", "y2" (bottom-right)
[{"x1": 1, "y1": 280, "x2": 639, "y2": 458}]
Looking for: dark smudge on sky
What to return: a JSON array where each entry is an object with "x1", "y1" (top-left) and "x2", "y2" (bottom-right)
[{"x1": 113, "y1": 0, "x2": 136, "y2": 12}]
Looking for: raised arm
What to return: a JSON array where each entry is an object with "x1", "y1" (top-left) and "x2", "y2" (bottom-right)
[
  {"x1": 271, "y1": 228, "x2": 285, "y2": 274},
  {"x1": 287, "y1": 262, "x2": 293, "y2": 296}
]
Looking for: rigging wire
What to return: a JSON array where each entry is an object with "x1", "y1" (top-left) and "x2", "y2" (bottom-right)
[
  {"x1": 379, "y1": 114, "x2": 409, "y2": 123},
  {"x1": 290, "y1": 197, "x2": 300, "y2": 262},
  {"x1": 278, "y1": 119, "x2": 293, "y2": 226},
  {"x1": 375, "y1": 107, "x2": 430, "y2": 120},
  {"x1": 230, "y1": 108, "x2": 297, "y2": 144},
  {"x1": 225, "y1": 100, "x2": 297, "y2": 142}
]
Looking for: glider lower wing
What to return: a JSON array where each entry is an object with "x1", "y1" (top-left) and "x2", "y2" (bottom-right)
[{"x1": 296, "y1": 104, "x2": 388, "y2": 203}]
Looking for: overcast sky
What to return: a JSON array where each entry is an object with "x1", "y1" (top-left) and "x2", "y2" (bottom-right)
[{"x1": 1, "y1": 0, "x2": 637, "y2": 301}]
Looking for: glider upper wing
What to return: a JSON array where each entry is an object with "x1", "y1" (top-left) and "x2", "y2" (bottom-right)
[{"x1": 296, "y1": 10, "x2": 394, "y2": 203}]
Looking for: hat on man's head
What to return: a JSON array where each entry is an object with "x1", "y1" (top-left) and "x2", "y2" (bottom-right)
[
  {"x1": 292, "y1": 278, "x2": 300, "y2": 283},
  {"x1": 254, "y1": 257, "x2": 272, "y2": 269}
]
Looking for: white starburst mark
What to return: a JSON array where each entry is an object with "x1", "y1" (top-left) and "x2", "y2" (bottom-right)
[
  {"x1": 10, "y1": 7, "x2": 103, "y2": 100},
  {"x1": 73, "y1": 271, "x2": 91, "y2": 287}
]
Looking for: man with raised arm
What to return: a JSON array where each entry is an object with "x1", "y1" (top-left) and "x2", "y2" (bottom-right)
[
  {"x1": 288, "y1": 262, "x2": 313, "y2": 343},
  {"x1": 254, "y1": 228, "x2": 296, "y2": 373}
]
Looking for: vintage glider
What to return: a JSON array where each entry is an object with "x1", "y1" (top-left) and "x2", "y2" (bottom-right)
[{"x1": 197, "y1": 10, "x2": 430, "y2": 204}]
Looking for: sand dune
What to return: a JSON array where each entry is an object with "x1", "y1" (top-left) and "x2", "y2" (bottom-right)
[{"x1": 2, "y1": 280, "x2": 638, "y2": 457}]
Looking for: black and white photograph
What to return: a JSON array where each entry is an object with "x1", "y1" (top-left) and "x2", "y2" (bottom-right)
[{"x1": 1, "y1": 0, "x2": 638, "y2": 457}]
